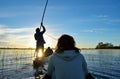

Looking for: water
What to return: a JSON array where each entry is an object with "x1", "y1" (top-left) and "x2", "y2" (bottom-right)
[
  {"x1": 0, "y1": 49, "x2": 35, "y2": 79},
  {"x1": 81, "y1": 49, "x2": 120, "y2": 79},
  {"x1": 0, "y1": 49, "x2": 120, "y2": 79}
]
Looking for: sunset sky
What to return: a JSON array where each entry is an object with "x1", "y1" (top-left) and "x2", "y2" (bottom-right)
[{"x1": 0, "y1": 0, "x2": 120, "y2": 48}]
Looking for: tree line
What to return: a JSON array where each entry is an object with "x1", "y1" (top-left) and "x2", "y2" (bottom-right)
[{"x1": 96, "y1": 42, "x2": 120, "y2": 49}]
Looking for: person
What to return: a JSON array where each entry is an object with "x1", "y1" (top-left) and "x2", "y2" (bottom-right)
[
  {"x1": 34, "y1": 22, "x2": 46, "y2": 58},
  {"x1": 44, "y1": 47, "x2": 53, "y2": 57},
  {"x1": 43, "y1": 34, "x2": 90, "y2": 79}
]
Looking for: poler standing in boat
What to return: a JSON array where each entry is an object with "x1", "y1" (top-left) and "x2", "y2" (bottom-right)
[
  {"x1": 34, "y1": 22, "x2": 46, "y2": 58},
  {"x1": 43, "y1": 34, "x2": 91, "y2": 79}
]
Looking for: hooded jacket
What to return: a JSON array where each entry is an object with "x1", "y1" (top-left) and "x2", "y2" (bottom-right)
[{"x1": 47, "y1": 50, "x2": 88, "y2": 79}]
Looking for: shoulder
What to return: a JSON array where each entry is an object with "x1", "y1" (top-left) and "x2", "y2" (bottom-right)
[
  {"x1": 48, "y1": 53, "x2": 58, "y2": 64},
  {"x1": 50, "y1": 53, "x2": 57, "y2": 58},
  {"x1": 75, "y1": 52, "x2": 85, "y2": 60},
  {"x1": 49, "y1": 52, "x2": 60, "y2": 60},
  {"x1": 78, "y1": 53, "x2": 87, "y2": 63}
]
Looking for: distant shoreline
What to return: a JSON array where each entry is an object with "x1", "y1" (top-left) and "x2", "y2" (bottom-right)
[
  {"x1": 0, "y1": 47, "x2": 95, "y2": 50},
  {"x1": 0, "y1": 47, "x2": 119, "y2": 50},
  {"x1": 0, "y1": 47, "x2": 35, "y2": 50}
]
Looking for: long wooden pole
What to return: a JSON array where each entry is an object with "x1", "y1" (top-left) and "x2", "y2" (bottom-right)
[{"x1": 40, "y1": 0, "x2": 48, "y2": 30}]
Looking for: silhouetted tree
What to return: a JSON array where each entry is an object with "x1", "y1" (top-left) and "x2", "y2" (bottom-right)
[{"x1": 96, "y1": 42, "x2": 113, "y2": 49}]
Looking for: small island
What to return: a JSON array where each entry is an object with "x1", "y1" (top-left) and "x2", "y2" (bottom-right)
[{"x1": 96, "y1": 42, "x2": 120, "y2": 49}]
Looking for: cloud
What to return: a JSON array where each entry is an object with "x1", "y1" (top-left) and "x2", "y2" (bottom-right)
[
  {"x1": 83, "y1": 28, "x2": 109, "y2": 33},
  {"x1": 95, "y1": 15, "x2": 108, "y2": 18},
  {"x1": 0, "y1": 24, "x2": 36, "y2": 48},
  {"x1": 0, "y1": 24, "x2": 35, "y2": 36},
  {"x1": 94, "y1": 14, "x2": 120, "y2": 23},
  {"x1": 108, "y1": 19, "x2": 120, "y2": 23},
  {"x1": 0, "y1": 24, "x2": 58, "y2": 48}
]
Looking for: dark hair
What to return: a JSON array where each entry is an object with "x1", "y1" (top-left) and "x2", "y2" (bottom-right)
[
  {"x1": 36, "y1": 28, "x2": 40, "y2": 32},
  {"x1": 55, "y1": 34, "x2": 79, "y2": 53}
]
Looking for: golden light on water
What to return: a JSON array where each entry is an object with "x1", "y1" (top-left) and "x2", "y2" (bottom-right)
[{"x1": 38, "y1": 49, "x2": 43, "y2": 57}]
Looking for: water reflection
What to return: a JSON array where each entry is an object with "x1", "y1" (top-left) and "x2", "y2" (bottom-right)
[
  {"x1": 0, "y1": 49, "x2": 120, "y2": 79},
  {"x1": 81, "y1": 49, "x2": 120, "y2": 79}
]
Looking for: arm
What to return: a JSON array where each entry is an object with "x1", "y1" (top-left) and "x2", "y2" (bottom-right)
[
  {"x1": 43, "y1": 58, "x2": 53, "y2": 79},
  {"x1": 81, "y1": 54, "x2": 88, "y2": 75},
  {"x1": 34, "y1": 34, "x2": 37, "y2": 40},
  {"x1": 47, "y1": 56, "x2": 54, "y2": 76},
  {"x1": 81, "y1": 55, "x2": 94, "y2": 79},
  {"x1": 41, "y1": 22, "x2": 46, "y2": 33}
]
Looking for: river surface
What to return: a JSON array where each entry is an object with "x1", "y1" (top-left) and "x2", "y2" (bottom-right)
[{"x1": 0, "y1": 49, "x2": 120, "y2": 79}]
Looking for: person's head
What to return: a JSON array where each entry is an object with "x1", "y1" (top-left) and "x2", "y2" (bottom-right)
[
  {"x1": 56, "y1": 34, "x2": 79, "y2": 52},
  {"x1": 36, "y1": 28, "x2": 40, "y2": 32},
  {"x1": 48, "y1": 47, "x2": 50, "y2": 49}
]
